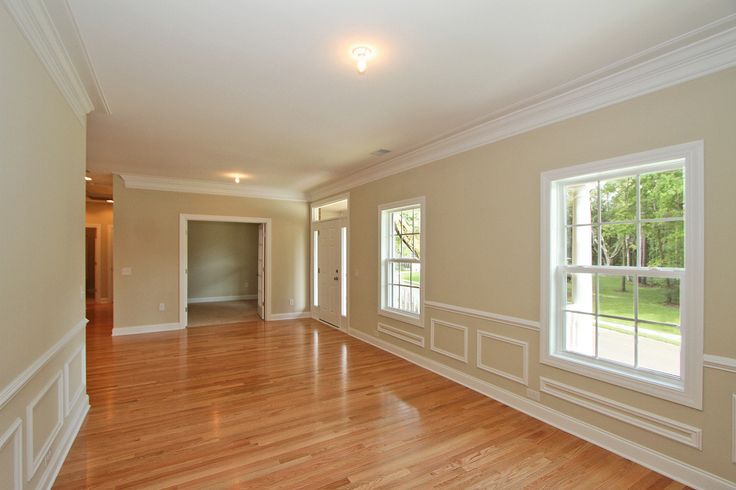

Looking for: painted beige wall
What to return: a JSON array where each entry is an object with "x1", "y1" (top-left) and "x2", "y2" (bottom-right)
[
  {"x1": 187, "y1": 221, "x2": 259, "y2": 300},
  {"x1": 113, "y1": 178, "x2": 309, "y2": 328},
  {"x1": 85, "y1": 201, "x2": 114, "y2": 301},
  {"x1": 345, "y1": 67, "x2": 736, "y2": 482},
  {"x1": 0, "y1": 4, "x2": 88, "y2": 488}
]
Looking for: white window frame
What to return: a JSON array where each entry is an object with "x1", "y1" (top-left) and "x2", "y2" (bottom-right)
[
  {"x1": 378, "y1": 197, "x2": 426, "y2": 327},
  {"x1": 540, "y1": 141, "x2": 704, "y2": 409}
]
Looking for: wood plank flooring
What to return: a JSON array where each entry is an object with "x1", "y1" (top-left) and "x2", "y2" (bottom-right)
[{"x1": 54, "y1": 303, "x2": 686, "y2": 489}]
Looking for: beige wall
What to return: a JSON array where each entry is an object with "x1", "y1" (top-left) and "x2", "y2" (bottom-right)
[
  {"x1": 113, "y1": 178, "x2": 309, "y2": 328},
  {"x1": 0, "y1": 4, "x2": 88, "y2": 489},
  {"x1": 85, "y1": 201, "x2": 114, "y2": 301},
  {"x1": 187, "y1": 221, "x2": 259, "y2": 300},
  {"x1": 343, "y1": 67, "x2": 736, "y2": 482}
]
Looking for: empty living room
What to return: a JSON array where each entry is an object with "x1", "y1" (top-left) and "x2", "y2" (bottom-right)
[{"x1": 3, "y1": 1, "x2": 736, "y2": 488}]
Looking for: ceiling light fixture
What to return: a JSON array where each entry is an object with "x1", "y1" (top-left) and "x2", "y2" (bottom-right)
[
  {"x1": 234, "y1": 176, "x2": 240, "y2": 184},
  {"x1": 85, "y1": 176, "x2": 92, "y2": 181},
  {"x1": 352, "y1": 46, "x2": 373, "y2": 74},
  {"x1": 106, "y1": 199, "x2": 114, "y2": 203}
]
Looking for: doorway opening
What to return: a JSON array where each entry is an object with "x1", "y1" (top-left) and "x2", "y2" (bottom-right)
[
  {"x1": 180, "y1": 214, "x2": 271, "y2": 327},
  {"x1": 311, "y1": 196, "x2": 349, "y2": 329},
  {"x1": 85, "y1": 224, "x2": 101, "y2": 304}
]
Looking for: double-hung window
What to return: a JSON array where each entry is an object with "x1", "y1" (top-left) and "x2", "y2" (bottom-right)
[
  {"x1": 541, "y1": 142, "x2": 703, "y2": 408},
  {"x1": 379, "y1": 198, "x2": 425, "y2": 326}
]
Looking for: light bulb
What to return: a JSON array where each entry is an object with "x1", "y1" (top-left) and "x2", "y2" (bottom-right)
[
  {"x1": 234, "y1": 176, "x2": 240, "y2": 184},
  {"x1": 106, "y1": 199, "x2": 114, "y2": 203},
  {"x1": 85, "y1": 176, "x2": 92, "y2": 181},
  {"x1": 352, "y1": 46, "x2": 373, "y2": 74}
]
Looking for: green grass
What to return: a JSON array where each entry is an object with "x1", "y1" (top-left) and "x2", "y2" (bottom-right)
[
  {"x1": 597, "y1": 275, "x2": 680, "y2": 335},
  {"x1": 399, "y1": 271, "x2": 420, "y2": 285}
]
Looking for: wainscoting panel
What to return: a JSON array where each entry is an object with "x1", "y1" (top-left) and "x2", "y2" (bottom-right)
[
  {"x1": 25, "y1": 371, "x2": 64, "y2": 481},
  {"x1": 0, "y1": 418, "x2": 22, "y2": 490},
  {"x1": 377, "y1": 323, "x2": 425, "y2": 347},
  {"x1": 64, "y1": 345, "x2": 85, "y2": 417},
  {"x1": 540, "y1": 377, "x2": 702, "y2": 449},
  {"x1": 476, "y1": 330, "x2": 529, "y2": 386},
  {"x1": 430, "y1": 319, "x2": 468, "y2": 362}
]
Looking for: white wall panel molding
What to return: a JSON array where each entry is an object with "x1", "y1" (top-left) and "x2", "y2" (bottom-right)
[
  {"x1": 0, "y1": 418, "x2": 22, "y2": 490},
  {"x1": 63, "y1": 345, "x2": 85, "y2": 417},
  {"x1": 476, "y1": 331, "x2": 529, "y2": 386},
  {"x1": 430, "y1": 319, "x2": 468, "y2": 363},
  {"x1": 540, "y1": 377, "x2": 702, "y2": 449},
  {"x1": 377, "y1": 323, "x2": 425, "y2": 348},
  {"x1": 25, "y1": 371, "x2": 64, "y2": 481}
]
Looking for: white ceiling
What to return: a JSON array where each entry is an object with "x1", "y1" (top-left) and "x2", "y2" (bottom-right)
[{"x1": 52, "y1": 0, "x2": 736, "y2": 196}]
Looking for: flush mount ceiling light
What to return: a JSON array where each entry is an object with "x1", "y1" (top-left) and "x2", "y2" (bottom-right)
[
  {"x1": 351, "y1": 46, "x2": 373, "y2": 74},
  {"x1": 106, "y1": 199, "x2": 114, "y2": 203},
  {"x1": 85, "y1": 176, "x2": 92, "y2": 181},
  {"x1": 234, "y1": 176, "x2": 240, "y2": 184}
]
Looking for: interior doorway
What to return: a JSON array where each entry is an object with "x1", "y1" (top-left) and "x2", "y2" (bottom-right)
[
  {"x1": 179, "y1": 214, "x2": 272, "y2": 327},
  {"x1": 311, "y1": 196, "x2": 349, "y2": 329},
  {"x1": 85, "y1": 225, "x2": 101, "y2": 303}
]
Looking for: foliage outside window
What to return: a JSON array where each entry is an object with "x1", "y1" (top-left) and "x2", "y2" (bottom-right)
[
  {"x1": 379, "y1": 198, "x2": 425, "y2": 326},
  {"x1": 542, "y1": 142, "x2": 703, "y2": 408}
]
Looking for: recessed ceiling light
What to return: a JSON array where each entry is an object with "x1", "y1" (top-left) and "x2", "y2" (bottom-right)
[
  {"x1": 85, "y1": 176, "x2": 92, "y2": 181},
  {"x1": 351, "y1": 46, "x2": 373, "y2": 74}
]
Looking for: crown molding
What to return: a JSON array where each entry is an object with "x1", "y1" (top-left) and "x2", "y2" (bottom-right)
[
  {"x1": 3, "y1": 0, "x2": 94, "y2": 125},
  {"x1": 309, "y1": 16, "x2": 736, "y2": 201},
  {"x1": 120, "y1": 174, "x2": 308, "y2": 202}
]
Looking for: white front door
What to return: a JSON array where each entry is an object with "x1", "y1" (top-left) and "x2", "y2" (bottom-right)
[
  {"x1": 318, "y1": 222, "x2": 341, "y2": 327},
  {"x1": 257, "y1": 223, "x2": 265, "y2": 320}
]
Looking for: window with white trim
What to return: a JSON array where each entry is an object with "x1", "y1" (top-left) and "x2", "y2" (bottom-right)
[
  {"x1": 541, "y1": 142, "x2": 703, "y2": 408},
  {"x1": 379, "y1": 198, "x2": 425, "y2": 326}
]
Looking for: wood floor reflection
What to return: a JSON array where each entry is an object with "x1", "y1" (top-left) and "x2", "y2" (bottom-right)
[{"x1": 54, "y1": 303, "x2": 685, "y2": 489}]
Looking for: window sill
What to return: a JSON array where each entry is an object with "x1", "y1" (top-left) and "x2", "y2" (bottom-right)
[
  {"x1": 541, "y1": 351, "x2": 701, "y2": 409},
  {"x1": 378, "y1": 308, "x2": 423, "y2": 328}
]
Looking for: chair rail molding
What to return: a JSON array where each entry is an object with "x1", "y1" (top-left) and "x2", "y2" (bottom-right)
[
  {"x1": 425, "y1": 300, "x2": 540, "y2": 331},
  {"x1": 703, "y1": 354, "x2": 736, "y2": 374}
]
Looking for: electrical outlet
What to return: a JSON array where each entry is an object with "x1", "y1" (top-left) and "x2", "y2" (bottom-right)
[
  {"x1": 159, "y1": 303, "x2": 166, "y2": 311},
  {"x1": 526, "y1": 388, "x2": 540, "y2": 401},
  {"x1": 289, "y1": 298, "x2": 295, "y2": 306}
]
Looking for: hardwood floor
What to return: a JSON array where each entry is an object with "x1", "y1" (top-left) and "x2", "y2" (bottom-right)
[{"x1": 55, "y1": 303, "x2": 686, "y2": 489}]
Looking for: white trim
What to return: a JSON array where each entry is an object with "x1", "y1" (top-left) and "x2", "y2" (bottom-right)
[
  {"x1": 430, "y1": 319, "x2": 468, "y2": 363},
  {"x1": 476, "y1": 331, "x2": 529, "y2": 386},
  {"x1": 2, "y1": 0, "x2": 93, "y2": 125},
  {"x1": 378, "y1": 197, "x2": 426, "y2": 328},
  {"x1": 106, "y1": 224, "x2": 113, "y2": 303},
  {"x1": 85, "y1": 224, "x2": 102, "y2": 303},
  {"x1": 0, "y1": 419, "x2": 22, "y2": 490},
  {"x1": 25, "y1": 371, "x2": 64, "y2": 481},
  {"x1": 540, "y1": 141, "x2": 704, "y2": 410},
  {"x1": 187, "y1": 294, "x2": 257, "y2": 304},
  {"x1": 180, "y1": 214, "x2": 273, "y2": 325},
  {"x1": 309, "y1": 17, "x2": 736, "y2": 200},
  {"x1": 311, "y1": 193, "x2": 350, "y2": 221},
  {"x1": 704, "y1": 355, "x2": 736, "y2": 375},
  {"x1": 377, "y1": 323, "x2": 425, "y2": 348},
  {"x1": 0, "y1": 318, "x2": 86, "y2": 409},
  {"x1": 540, "y1": 377, "x2": 702, "y2": 449},
  {"x1": 112, "y1": 322, "x2": 184, "y2": 336},
  {"x1": 62, "y1": 344, "x2": 85, "y2": 417},
  {"x1": 121, "y1": 174, "x2": 306, "y2": 202},
  {"x1": 347, "y1": 328, "x2": 734, "y2": 490},
  {"x1": 732, "y1": 394, "x2": 736, "y2": 465},
  {"x1": 269, "y1": 312, "x2": 312, "y2": 321},
  {"x1": 425, "y1": 300, "x2": 540, "y2": 331},
  {"x1": 35, "y1": 395, "x2": 89, "y2": 490}
]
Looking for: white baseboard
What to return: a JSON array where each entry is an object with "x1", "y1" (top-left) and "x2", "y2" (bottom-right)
[
  {"x1": 348, "y1": 328, "x2": 734, "y2": 490},
  {"x1": 187, "y1": 294, "x2": 257, "y2": 304},
  {"x1": 112, "y1": 322, "x2": 184, "y2": 336},
  {"x1": 269, "y1": 312, "x2": 311, "y2": 321},
  {"x1": 37, "y1": 395, "x2": 89, "y2": 490}
]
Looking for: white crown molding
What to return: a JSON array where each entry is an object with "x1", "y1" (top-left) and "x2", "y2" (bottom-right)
[
  {"x1": 309, "y1": 16, "x2": 736, "y2": 201},
  {"x1": 703, "y1": 354, "x2": 736, "y2": 374},
  {"x1": 120, "y1": 174, "x2": 308, "y2": 202},
  {"x1": 348, "y1": 328, "x2": 735, "y2": 490},
  {"x1": 3, "y1": 0, "x2": 94, "y2": 125}
]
